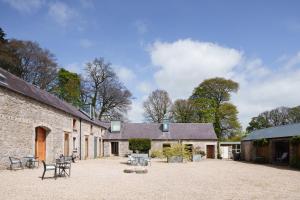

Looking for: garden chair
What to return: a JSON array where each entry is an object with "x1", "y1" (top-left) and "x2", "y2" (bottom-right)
[
  {"x1": 25, "y1": 155, "x2": 39, "y2": 168},
  {"x1": 9, "y1": 156, "x2": 23, "y2": 170},
  {"x1": 41, "y1": 161, "x2": 57, "y2": 180},
  {"x1": 277, "y1": 152, "x2": 288, "y2": 163}
]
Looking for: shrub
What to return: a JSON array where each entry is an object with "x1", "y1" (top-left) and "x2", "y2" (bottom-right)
[
  {"x1": 253, "y1": 138, "x2": 269, "y2": 147},
  {"x1": 150, "y1": 150, "x2": 164, "y2": 158},
  {"x1": 164, "y1": 144, "x2": 190, "y2": 159},
  {"x1": 290, "y1": 136, "x2": 300, "y2": 146},
  {"x1": 290, "y1": 156, "x2": 300, "y2": 169},
  {"x1": 128, "y1": 138, "x2": 151, "y2": 153},
  {"x1": 193, "y1": 147, "x2": 206, "y2": 156}
]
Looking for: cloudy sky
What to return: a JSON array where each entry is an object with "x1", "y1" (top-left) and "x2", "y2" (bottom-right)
[{"x1": 1, "y1": 0, "x2": 300, "y2": 129}]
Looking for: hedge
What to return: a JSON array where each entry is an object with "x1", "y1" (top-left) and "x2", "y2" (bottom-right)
[{"x1": 128, "y1": 138, "x2": 151, "y2": 153}]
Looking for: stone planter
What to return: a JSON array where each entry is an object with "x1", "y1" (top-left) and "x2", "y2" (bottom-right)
[
  {"x1": 167, "y1": 156, "x2": 183, "y2": 163},
  {"x1": 192, "y1": 154, "x2": 202, "y2": 162}
]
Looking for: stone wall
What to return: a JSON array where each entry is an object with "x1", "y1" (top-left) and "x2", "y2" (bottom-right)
[
  {"x1": 103, "y1": 139, "x2": 218, "y2": 158},
  {"x1": 0, "y1": 87, "x2": 105, "y2": 169}
]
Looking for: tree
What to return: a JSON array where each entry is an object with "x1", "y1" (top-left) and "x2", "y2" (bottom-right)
[
  {"x1": 52, "y1": 68, "x2": 81, "y2": 107},
  {"x1": 97, "y1": 78, "x2": 132, "y2": 120},
  {"x1": 0, "y1": 27, "x2": 6, "y2": 42},
  {"x1": 246, "y1": 106, "x2": 300, "y2": 132},
  {"x1": 84, "y1": 58, "x2": 114, "y2": 112},
  {"x1": 191, "y1": 77, "x2": 240, "y2": 139},
  {"x1": 143, "y1": 89, "x2": 172, "y2": 123},
  {"x1": 190, "y1": 98, "x2": 216, "y2": 123},
  {"x1": 172, "y1": 99, "x2": 194, "y2": 123},
  {"x1": 219, "y1": 103, "x2": 241, "y2": 138},
  {"x1": 1, "y1": 39, "x2": 58, "y2": 90},
  {"x1": 83, "y1": 57, "x2": 132, "y2": 120}
]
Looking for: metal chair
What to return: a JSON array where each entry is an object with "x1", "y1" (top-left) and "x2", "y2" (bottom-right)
[
  {"x1": 41, "y1": 161, "x2": 57, "y2": 180},
  {"x1": 9, "y1": 157, "x2": 23, "y2": 170}
]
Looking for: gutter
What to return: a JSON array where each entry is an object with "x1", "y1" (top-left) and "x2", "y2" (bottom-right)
[{"x1": 79, "y1": 118, "x2": 82, "y2": 160}]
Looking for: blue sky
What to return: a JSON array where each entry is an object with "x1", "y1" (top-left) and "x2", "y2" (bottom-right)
[{"x1": 1, "y1": 0, "x2": 300, "y2": 128}]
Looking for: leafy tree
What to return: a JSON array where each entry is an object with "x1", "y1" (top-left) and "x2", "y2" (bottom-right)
[
  {"x1": 129, "y1": 138, "x2": 151, "y2": 153},
  {"x1": 52, "y1": 68, "x2": 81, "y2": 107},
  {"x1": 191, "y1": 98, "x2": 216, "y2": 123},
  {"x1": 191, "y1": 77, "x2": 240, "y2": 139},
  {"x1": 247, "y1": 106, "x2": 300, "y2": 132},
  {"x1": 172, "y1": 99, "x2": 194, "y2": 123},
  {"x1": 1, "y1": 39, "x2": 58, "y2": 90},
  {"x1": 143, "y1": 89, "x2": 172, "y2": 123}
]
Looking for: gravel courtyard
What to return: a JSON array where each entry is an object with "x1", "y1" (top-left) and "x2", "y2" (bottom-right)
[{"x1": 0, "y1": 158, "x2": 299, "y2": 200}]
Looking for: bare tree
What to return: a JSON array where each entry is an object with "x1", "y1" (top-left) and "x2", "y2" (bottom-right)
[
  {"x1": 97, "y1": 78, "x2": 132, "y2": 120},
  {"x1": 143, "y1": 89, "x2": 172, "y2": 123},
  {"x1": 84, "y1": 58, "x2": 115, "y2": 111},
  {"x1": 83, "y1": 57, "x2": 132, "y2": 120}
]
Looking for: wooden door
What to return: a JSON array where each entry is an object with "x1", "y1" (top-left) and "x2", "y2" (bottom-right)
[
  {"x1": 35, "y1": 127, "x2": 46, "y2": 161},
  {"x1": 206, "y1": 145, "x2": 215, "y2": 159},
  {"x1": 64, "y1": 133, "x2": 69, "y2": 156},
  {"x1": 85, "y1": 137, "x2": 89, "y2": 159}
]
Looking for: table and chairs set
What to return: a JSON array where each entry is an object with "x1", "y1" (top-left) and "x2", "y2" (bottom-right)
[
  {"x1": 9, "y1": 154, "x2": 75, "y2": 180},
  {"x1": 127, "y1": 153, "x2": 151, "y2": 166}
]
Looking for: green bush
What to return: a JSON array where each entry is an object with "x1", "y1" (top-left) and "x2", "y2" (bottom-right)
[
  {"x1": 290, "y1": 156, "x2": 300, "y2": 169},
  {"x1": 164, "y1": 144, "x2": 190, "y2": 159},
  {"x1": 150, "y1": 150, "x2": 164, "y2": 158},
  {"x1": 253, "y1": 138, "x2": 269, "y2": 147},
  {"x1": 193, "y1": 147, "x2": 206, "y2": 156},
  {"x1": 290, "y1": 136, "x2": 300, "y2": 146},
  {"x1": 128, "y1": 138, "x2": 151, "y2": 153}
]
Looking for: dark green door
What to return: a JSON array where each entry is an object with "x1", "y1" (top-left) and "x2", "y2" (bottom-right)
[{"x1": 94, "y1": 137, "x2": 97, "y2": 158}]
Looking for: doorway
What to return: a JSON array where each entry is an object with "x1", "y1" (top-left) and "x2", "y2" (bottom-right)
[
  {"x1": 111, "y1": 142, "x2": 119, "y2": 156},
  {"x1": 64, "y1": 133, "x2": 69, "y2": 156},
  {"x1": 273, "y1": 140, "x2": 289, "y2": 163},
  {"x1": 35, "y1": 127, "x2": 46, "y2": 161},
  {"x1": 94, "y1": 137, "x2": 97, "y2": 158},
  {"x1": 206, "y1": 145, "x2": 215, "y2": 158},
  {"x1": 85, "y1": 136, "x2": 89, "y2": 159}
]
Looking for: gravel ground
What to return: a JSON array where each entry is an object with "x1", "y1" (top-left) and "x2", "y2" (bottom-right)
[{"x1": 0, "y1": 158, "x2": 299, "y2": 200}]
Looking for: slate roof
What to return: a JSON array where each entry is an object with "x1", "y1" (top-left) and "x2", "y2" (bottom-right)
[
  {"x1": 0, "y1": 67, "x2": 107, "y2": 128},
  {"x1": 243, "y1": 123, "x2": 300, "y2": 141},
  {"x1": 103, "y1": 123, "x2": 217, "y2": 140}
]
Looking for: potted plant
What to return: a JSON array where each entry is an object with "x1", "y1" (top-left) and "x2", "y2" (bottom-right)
[
  {"x1": 164, "y1": 144, "x2": 189, "y2": 163},
  {"x1": 192, "y1": 147, "x2": 205, "y2": 162}
]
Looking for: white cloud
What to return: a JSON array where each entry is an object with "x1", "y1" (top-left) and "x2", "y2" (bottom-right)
[
  {"x1": 48, "y1": 2, "x2": 76, "y2": 26},
  {"x1": 150, "y1": 39, "x2": 242, "y2": 99},
  {"x1": 127, "y1": 99, "x2": 145, "y2": 123},
  {"x1": 2, "y1": 0, "x2": 45, "y2": 13},
  {"x1": 137, "y1": 81, "x2": 153, "y2": 94},
  {"x1": 80, "y1": 39, "x2": 93, "y2": 48},
  {"x1": 134, "y1": 20, "x2": 148, "y2": 34},
  {"x1": 79, "y1": 0, "x2": 94, "y2": 8},
  {"x1": 147, "y1": 38, "x2": 300, "y2": 129},
  {"x1": 114, "y1": 66, "x2": 136, "y2": 83}
]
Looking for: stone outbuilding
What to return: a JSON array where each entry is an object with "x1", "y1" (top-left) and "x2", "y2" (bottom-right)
[
  {"x1": 241, "y1": 123, "x2": 300, "y2": 165},
  {"x1": 0, "y1": 68, "x2": 106, "y2": 169},
  {"x1": 102, "y1": 121, "x2": 218, "y2": 158}
]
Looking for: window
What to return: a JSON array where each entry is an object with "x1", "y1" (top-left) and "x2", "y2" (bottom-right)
[
  {"x1": 90, "y1": 125, "x2": 93, "y2": 135},
  {"x1": 73, "y1": 119, "x2": 77, "y2": 131},
  {"x1": 163, "y1": 143, "x2": 171, "y2": 149},
  {"x1": 73, "y1": 137, "x2": 77, "y2": 151},
  {"x1": 111, "y1": 121, "x2": 121, "y2": 132}
]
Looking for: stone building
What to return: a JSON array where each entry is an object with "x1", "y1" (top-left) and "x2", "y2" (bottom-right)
[
  {"x1": 241, "y1": 123, "x2": 300, "y2": 165},
  {"x1": 102, "y1": 121, "x2": 218, "y2": 158},
  {"x1": 0, "y1": 68, "x2": 106, "y2": 169}
]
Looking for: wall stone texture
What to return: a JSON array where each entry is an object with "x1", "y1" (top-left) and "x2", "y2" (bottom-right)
[{"x1": 0, "y1": 87, "x2": 105, "y2": 169}]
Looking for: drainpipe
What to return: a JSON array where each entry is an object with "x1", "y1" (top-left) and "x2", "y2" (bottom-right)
[{"x1": 79, "y1": 119, "x2": 82, "y2": 160}]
